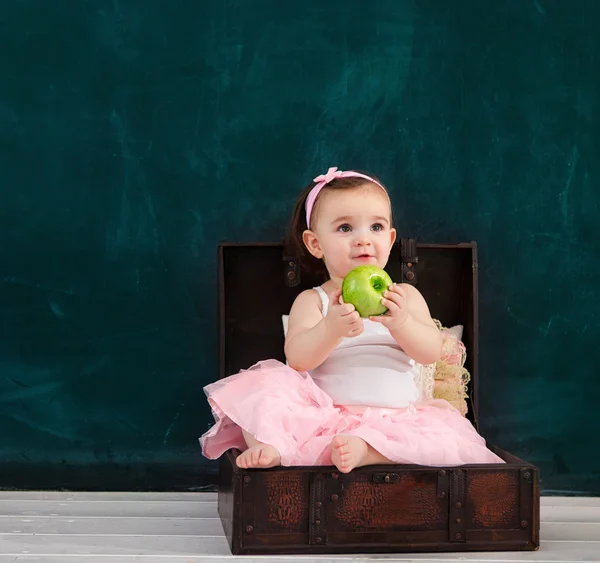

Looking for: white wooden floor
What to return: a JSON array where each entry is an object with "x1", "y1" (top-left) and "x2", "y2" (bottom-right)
[{"x1": 0, "y1": 492, "x2": 597, "y2": 562}]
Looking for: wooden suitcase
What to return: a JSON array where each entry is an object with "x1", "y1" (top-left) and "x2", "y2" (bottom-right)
[{"x1": 215, "y1": 240, "x2": 540, "y2": 555}]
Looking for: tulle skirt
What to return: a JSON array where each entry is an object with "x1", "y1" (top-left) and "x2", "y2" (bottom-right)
[{"x1": 199, "y1": 360, "x2": 504, "y2": 467}]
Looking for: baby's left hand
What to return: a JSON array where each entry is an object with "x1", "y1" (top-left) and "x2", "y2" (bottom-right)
[{"x1": 369, "y1": 284, "x2": 410, "y2": 331}]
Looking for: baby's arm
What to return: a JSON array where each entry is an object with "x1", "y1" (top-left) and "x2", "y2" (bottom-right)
[
  {"x1": 383, "y1": 284, "x2": 443, "y2": 365},
  {"x1": 284, "y1": 290, "x2": 341, "y2": 372}
]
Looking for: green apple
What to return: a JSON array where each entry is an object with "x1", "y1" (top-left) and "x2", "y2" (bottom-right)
[{"x1": 342, "y1": 266, "x2": 394, "y2": 318}]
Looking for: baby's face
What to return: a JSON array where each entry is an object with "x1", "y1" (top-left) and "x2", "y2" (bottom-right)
[{"x1": 307, "y1": 183, "x2": 396, "y2": 281}]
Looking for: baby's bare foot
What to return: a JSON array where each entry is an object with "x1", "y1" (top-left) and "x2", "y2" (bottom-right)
[
  {"x1": 236, "y1": 444, "x2": 281, "y2": 469},
  {"x1": 330, "y1": 435, "x2": 369, "y2": 473}
]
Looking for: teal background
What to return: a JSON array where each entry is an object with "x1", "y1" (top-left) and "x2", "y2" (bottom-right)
[{"x1": 1, "y1": 0, "x2": 598, "y2": 493}]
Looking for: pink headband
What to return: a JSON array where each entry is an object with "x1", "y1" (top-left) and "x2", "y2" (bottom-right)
[{"x1": 305, "y1": 167, "x2": 386, "y2": 227}]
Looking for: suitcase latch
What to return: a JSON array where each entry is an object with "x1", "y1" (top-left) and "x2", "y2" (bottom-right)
[{"x1": 373, "y1": 472, "x2": 400, "y2": 484}]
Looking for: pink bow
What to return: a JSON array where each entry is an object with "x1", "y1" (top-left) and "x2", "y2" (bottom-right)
[{"x1": 313, "y1": 167, "x2": 343, "y2": 184}]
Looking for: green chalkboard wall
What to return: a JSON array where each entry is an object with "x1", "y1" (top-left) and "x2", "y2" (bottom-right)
[{"x1": 1, "y1": 0, "x2": 598, "y2": 494}]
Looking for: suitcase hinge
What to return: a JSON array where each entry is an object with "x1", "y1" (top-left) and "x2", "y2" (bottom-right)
[
  {"x1": 282, "y1": 254, "x2": 301, "y2": 287},
  {"x1": 400, "y1": 238, "x2": 418, "y2": 286},
  {"x1": 449, "y1": 469, "x2": 467, "y2": 542}
]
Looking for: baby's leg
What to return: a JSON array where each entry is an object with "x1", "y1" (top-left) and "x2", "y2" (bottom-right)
[
  {"x1": 330, "y1": 435, "x2": 393, "y2": 473},
  {"x1": 236, "y1": 429, "x2": 282, "y2": 469}
]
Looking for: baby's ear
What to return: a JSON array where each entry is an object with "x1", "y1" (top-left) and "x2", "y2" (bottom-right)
[
  {"x1": 302, "y1": 229, "x2": 323, "y2": 259},
  {"x1": 389, "y1": 227, "x2": 397, "y2": 249}
]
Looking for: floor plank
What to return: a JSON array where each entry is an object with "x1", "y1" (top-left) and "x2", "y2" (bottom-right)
[
  {"x1": 539, "y1": 506, "x2": 600, "y2": 523},
  {"x1": 0, "y1": 500, "x2": 214, "y2": 518},
  {"x1": 0, "y1": 492, "x2": 211, "y2": 502},
  {"x1": 0, "y1": 537, "x2": 599, "y2": 561},
  {"x1": 2, "y1": 498, "x2": 599, "y2": 523},
  {"x1": 0, "y1": 517, "x2": 222, "y2": 536},
  {"x1": 5, "y1": 556, "x2": 600, "y2": 563},
  {"x1": 541, "y1": 497, "x2": 600, "y2": 507},
  {"x1": 542, "y1": 522, "x2": 600, "y2": 542},
  {"x1": 0, "y1": 491, "x2": 596, "y2": 505},
  {"x1": 0, "y1": 517, "x2": 597, "y2": 542},
  {"x1": 0, "y1": 493, "x2": 598, "y2": 562}
]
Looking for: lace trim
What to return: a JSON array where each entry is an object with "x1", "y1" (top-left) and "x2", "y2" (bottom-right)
[
  {"x1": 415, "y1": 361, "x2": 436, "y2": 401},
  {"x1": 431, "y1": 319, "x2": 471, "y2": 416}
]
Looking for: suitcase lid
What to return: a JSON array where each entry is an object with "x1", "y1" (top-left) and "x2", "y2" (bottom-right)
[{"x1": 218, "y1": 240, "x2": 480, "y2": 425}]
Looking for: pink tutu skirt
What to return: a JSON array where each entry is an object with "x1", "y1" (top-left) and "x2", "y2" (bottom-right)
[{"x1": 199, "y1": 360, "x2": 504, "y2": 467}]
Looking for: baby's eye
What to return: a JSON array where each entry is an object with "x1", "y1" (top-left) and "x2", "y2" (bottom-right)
[
  {"x1": 337, "y1": 224, "x2": 352, "y2": 233},
  {"x1": 371, "y1": 223, "x2": 384, "y2": 232}
]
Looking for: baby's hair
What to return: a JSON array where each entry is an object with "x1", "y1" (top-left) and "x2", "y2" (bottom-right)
[{"x1": 284, "y1": 173, "x2": 392, "y2": 276}]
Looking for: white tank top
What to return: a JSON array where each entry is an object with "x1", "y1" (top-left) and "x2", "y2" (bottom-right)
[{"x1": 309, "y1": 286, "x2": 420, "y2": 409}]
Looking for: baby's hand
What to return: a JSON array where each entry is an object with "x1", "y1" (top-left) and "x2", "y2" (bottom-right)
[
  {"x1": 369, "y1": 284, "x2": 410, "y2": 332},
  {"x1": 324, "y1": 288, "x2": 364, "y2": 339}
]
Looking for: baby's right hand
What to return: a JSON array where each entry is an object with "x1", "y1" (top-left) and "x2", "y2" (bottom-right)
[{"x1": 324, "y1": 288, "x2": 364, "y2": 338}]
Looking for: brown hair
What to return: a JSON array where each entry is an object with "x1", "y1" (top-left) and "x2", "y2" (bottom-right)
[{"x1": 284, "y1": 173, "x2": 391, "y2": 276}]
